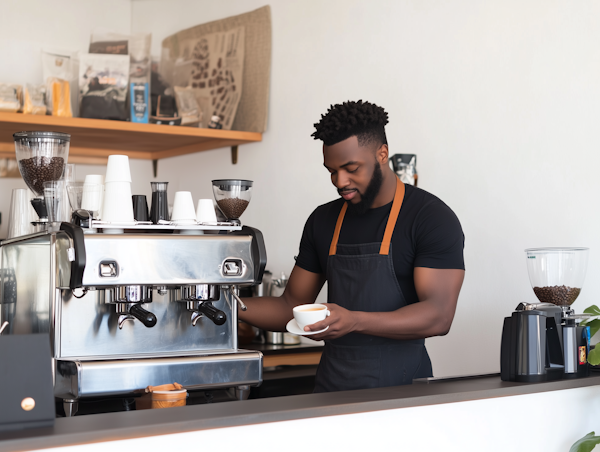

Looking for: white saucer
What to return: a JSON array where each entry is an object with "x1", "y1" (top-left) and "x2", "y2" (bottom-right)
[{"x1": 286, "y1": 319, "x2": 329, "y2": 336}]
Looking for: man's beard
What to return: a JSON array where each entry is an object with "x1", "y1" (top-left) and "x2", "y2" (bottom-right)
[{"x1": 341, "y1": 163, "x2": 383, "y2": 215}]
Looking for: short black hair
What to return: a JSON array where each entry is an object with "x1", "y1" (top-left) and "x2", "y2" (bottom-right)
[{"x1": 312, "y1": 100, "x2": 389, "y2": 147}]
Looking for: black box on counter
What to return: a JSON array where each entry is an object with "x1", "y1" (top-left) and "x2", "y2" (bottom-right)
[{"x1": 0, "y1": 334, "x2": 55, "y2": 432}]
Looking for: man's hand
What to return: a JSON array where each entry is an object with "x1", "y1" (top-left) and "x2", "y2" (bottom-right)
[
  {"x1": 299, "y1": 267, "x2": 464, "y2": 342},
  {"x1": 302, "y1": 303, "x2": 357, "y2": 340},
  {"x1": 238, "y1": 266, "x2": 326, "y2": 332}
]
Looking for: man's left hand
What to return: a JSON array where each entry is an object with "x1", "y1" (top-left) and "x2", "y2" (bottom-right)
[{"x1": 302, "y1": 303, "x2": 357, "y2": 340}]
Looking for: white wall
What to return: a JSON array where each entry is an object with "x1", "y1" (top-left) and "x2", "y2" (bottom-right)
[
  {"x1": 3, "y1": 0, "x2": 600, "y2": 378},
  {"x1": 0, "y1": 0, "x2": 133, "y2": 237},
  {"x1": 130, "y1": 0, "x2": 600, "y2": 377}
]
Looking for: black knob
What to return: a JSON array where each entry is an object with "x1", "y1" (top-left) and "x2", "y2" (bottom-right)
[
  {"x1": 198, "y1": 302, "x2": 227, "y2": 326},
  {"x1": 129, "y1": 304, "x2": 157, "y2": 328},
  {"x1": 71, "y1": 209, "x2": 91, "y2": 227}
]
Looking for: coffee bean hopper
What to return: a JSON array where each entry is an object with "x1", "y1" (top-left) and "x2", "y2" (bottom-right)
[
  {"x1": 212, "y1": 179, "x2": 253, "y2": 225},
  {"x1": 13, "y1": 131, "x2": 70, "y2": 227},
  {"x1": 501, "y1": 247, "x2": 591, "y2": 382}
]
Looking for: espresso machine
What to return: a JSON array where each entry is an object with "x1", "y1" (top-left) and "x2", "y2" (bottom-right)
[
  {"x1": 0, "y1": 134, "x2": 267, "y2": 416},
  {"x1": 501, "y1": 247, "x2": 590, "y2": 382}
]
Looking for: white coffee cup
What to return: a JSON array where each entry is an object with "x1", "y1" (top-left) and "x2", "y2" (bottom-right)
[
  {"x1": 82, "y1": 174, "x2": 104, "y2": 219},
  {"x1": 171, "y1": 191, "x2": 197, "y2": 224},
  {"x1": 105, "y1": 155, "x2": 132, "y2": 183},
  {"x1": 102, "y1": 181, "x2": 134, "y2": 223},
  {"x1": 196, "y1": 198, "x2": 217, "y2": 223},
  {"x1": 293, "y1": 304, "x2": 330, "y2": 329}
]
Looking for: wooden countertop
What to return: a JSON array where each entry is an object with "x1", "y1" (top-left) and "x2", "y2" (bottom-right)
[
  {"x1": 2, "y1": 373, "x2": 600, "y2": 452},
  {"x1": 244, "y1": 341, "x2": 323, "y2": 367}
]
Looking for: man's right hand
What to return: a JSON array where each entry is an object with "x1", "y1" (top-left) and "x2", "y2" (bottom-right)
[{"x1": 238, "y1": 265, "x2": 326, "y2": 332}]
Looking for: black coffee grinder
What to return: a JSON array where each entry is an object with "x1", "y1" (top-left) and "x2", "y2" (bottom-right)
[{"x1": 501, "y1": 248, "x2": 590, "y2": 382}]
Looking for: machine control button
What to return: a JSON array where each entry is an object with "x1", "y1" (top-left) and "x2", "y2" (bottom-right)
[
  {"x1": 99, "y1": 261, "x2": 118, "y2": 277},
  {"x1": 21, "y1": 397, "x2": 35, "y2": 411},
  {"x1": 222, "y1": 259, "x2": 243, "y2": 276}
]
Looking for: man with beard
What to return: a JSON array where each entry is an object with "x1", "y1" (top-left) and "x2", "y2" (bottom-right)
[{"x1": 239, "y1": 100, "x2": 465, "y2": 392}]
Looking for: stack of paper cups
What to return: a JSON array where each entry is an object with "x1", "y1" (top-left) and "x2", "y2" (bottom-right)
[{"x1": 102, "y1": 155, "x2": 134, "y2": 223}]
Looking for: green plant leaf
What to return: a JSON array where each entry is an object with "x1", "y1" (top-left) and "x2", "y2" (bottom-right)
[
  {"x1": 584, "y1": 305, "x2": 600, "y2": 316},
  {"x1": 570, "y1": 432, "x2": 600, "y2": 452},
  {"x1": 585, "y1": 319, "x2": 600, "y2": 339},
  {"x1": 589, "y1": 347, "x2": 600, "y2": 366}
]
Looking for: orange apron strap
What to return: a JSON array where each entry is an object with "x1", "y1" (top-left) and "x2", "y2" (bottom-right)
[
  {"x1": 329, "y1": 202, "x2": 348, "y2": 256},
  {"x1": 379, "y1": 178, "x2": 405, "y2": 255}
]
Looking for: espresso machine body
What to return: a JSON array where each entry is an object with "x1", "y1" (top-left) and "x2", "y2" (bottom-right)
[{"x1": 0, "y1": 224, "x2": 266, "y2": 413}]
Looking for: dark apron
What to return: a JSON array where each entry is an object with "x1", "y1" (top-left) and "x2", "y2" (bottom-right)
[{"x1": 314, "y1": 177, "x2": 433, "y2": 392}]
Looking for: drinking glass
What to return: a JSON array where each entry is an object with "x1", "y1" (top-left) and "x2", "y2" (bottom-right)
[
  {"x1": 7, "y1": 189, "x2": 35, "y2": 238},
  {"x1": 43, "y1": 180, "x2": 67, "y2": 224},
  {"x1": 66, "y1": 182, "x2": 85, "y2": 211},
  {"x1": 150, "y1": 182, "x2": 169, "y2": 224}
]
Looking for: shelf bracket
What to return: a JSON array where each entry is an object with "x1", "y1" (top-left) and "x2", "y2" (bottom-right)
[
  {"x1": 152, "y1": 159, "x2": 158, "y2": 178},
  {"x1": 231, "y1": 145, "x2": 238, "y2": 165}
]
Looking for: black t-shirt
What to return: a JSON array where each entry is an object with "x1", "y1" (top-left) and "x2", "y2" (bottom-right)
[{"x1": 296, "y1": 184, "x2": 465, "y2": 306}]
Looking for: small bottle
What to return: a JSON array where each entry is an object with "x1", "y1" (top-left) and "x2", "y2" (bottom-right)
[{"x1": 208, "y1": 115, "x2": 223, "y2": 129}]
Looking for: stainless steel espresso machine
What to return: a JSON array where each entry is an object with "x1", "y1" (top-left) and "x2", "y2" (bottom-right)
[
  {"x1": 0, "y1": 133, "x2": 267, "y2": 416},
  {"x1": 501, "y1": 247, "x2": 590, "y2": 382}
]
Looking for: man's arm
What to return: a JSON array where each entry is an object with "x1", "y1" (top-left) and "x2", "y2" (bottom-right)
[
  {"x1": 238, "y1": 265, "x2": 326, "y2": 332},
  {"x1": 306, "y1": 267, "x2": 464, "y2": 340}
]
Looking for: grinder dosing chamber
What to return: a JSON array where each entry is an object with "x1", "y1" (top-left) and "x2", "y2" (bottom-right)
[{"x1": 501, "y1": 248, "x2": 590, "y2": 382}]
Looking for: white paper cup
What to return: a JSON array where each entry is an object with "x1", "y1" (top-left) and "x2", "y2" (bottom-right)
[
  {"x1": 102, "y1": 181, "x2": 134, "y2": 223},
  {"x1": 171, "y1": 191, "x2": 196, "y2": 224},
  {"x1": 196, "y1": 198, "x2": 217, "y2": 223},
  {"x1": 83, "y1": 175, "x2": 104, "y2": 218},
  {"x1": 7, "y1": 189, "x2": 35, "y2": 238},
  {"x1": 293, "y1": 304, "x2": 330, "y2": 329},
  {"x1": 105, "y1": 155, "x2": 132, "y2": 183},
  {"x1": 81, "y1": 184, "x2": 103, "y2": 218},
  {"x1": 84, "y1": 174, "x2": 104, "y2": 185}
]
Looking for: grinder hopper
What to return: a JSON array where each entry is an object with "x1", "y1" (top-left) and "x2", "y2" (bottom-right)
[
  {"x1": 13, "y1": 131, "x2": 70, "y2": 222},
  {"x1": 525, "y1": 247, "x2": 589, "y2": 309}
]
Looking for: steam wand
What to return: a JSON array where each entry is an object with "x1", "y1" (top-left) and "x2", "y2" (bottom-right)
[{"x1": 228, "y1": 286, "x2": 247, "y2": 311}]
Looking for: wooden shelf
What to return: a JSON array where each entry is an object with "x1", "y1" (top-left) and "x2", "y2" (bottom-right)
[{"x1": 0, "y1": 112, "x2": 262, "y2": 165}]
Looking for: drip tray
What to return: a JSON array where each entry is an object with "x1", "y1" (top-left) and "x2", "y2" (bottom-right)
[{"x1": 55, "y1": 389, "x2": 239, "y2": 417}]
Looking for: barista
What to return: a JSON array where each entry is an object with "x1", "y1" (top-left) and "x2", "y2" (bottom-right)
[{"x1": 239, "y1": 100, "x2": 465, "y2": 392}]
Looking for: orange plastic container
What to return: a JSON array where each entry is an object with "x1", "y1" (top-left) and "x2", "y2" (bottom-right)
[{"x1": 135, "y1": 383, "x2": 188, "y2": 410}]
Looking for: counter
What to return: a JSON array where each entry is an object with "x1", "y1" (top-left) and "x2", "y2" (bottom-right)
[
  {"x1": 1, "y1": 373, "x2": 600, "y2": 451},
  {"x1": 245, "y1": 341, "x2": 323, "y2": 367},
  {"x1": 244, "y1": 342, "x2": 323, "y2": 398}
]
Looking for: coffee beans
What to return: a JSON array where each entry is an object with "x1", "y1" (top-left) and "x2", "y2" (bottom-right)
[
  {"x1": 18, "y1": 156, "x2": 65, "y2": 195},
  {"x1": 533, "y1": 285, "x2": 581, "y2": 306},
  {"x1": 217, "y1": 198, "x2": 249, "y2": 219}
]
